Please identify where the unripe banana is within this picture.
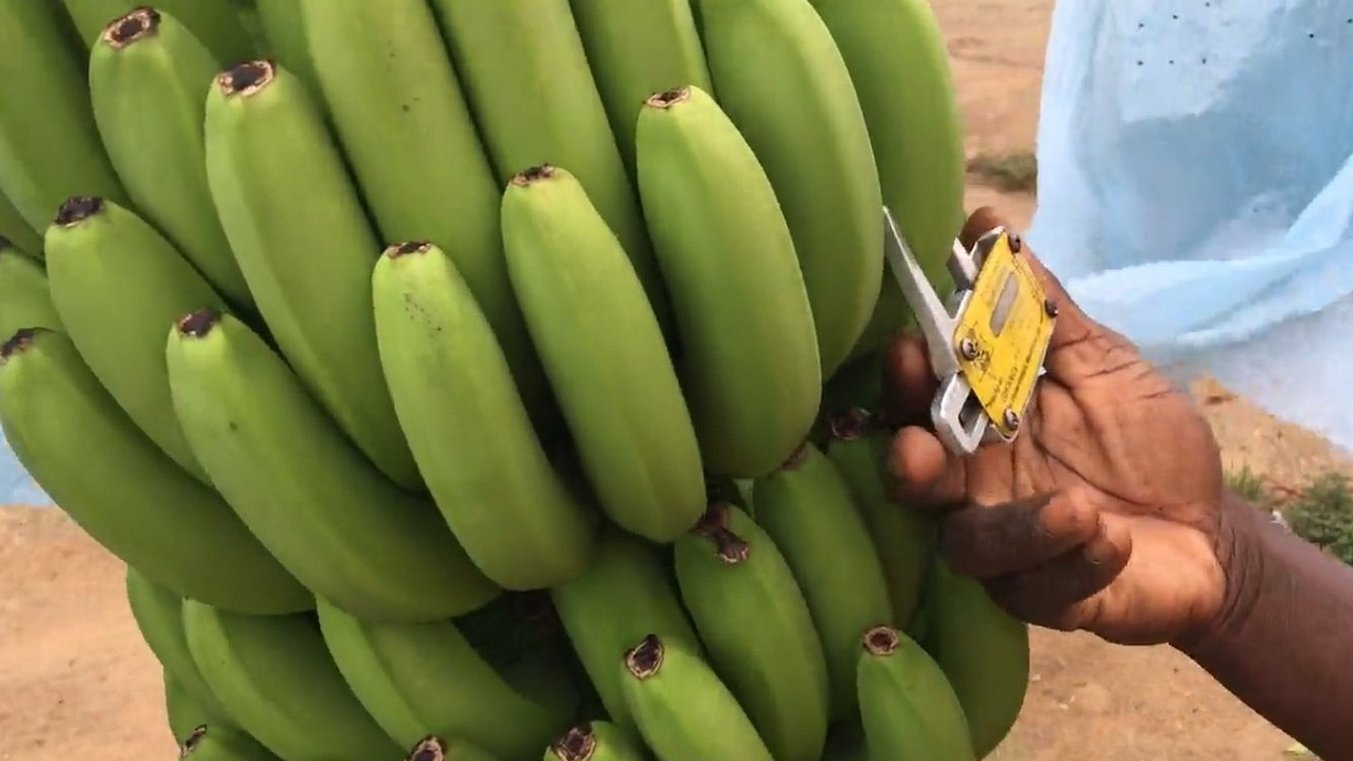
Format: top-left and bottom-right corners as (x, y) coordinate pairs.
(550, 526), (703, 733)
(427, 0), (669, 329)
(316, 598), (576, 759)
(204, 59), (421, 491)
(857, 625), (975, 761)
(297, 0), (551, 421)
(252, 0), (319, 95)
(61, 0), (255, 63)
(569, 0), (713, 174)
(673, 502), (829, 761)
(694, 0), (883, 378)
(165, 674), (215, 744)
(179, 724), (283, 761)
(825, 408), (937, 629)
(922, 559), (1031, 758)
(126, 566), (233, 726)
(0, 0), (128, 234)
(88, 7), (255, 312)
(809, 0), (966, 359)
(406, 735), (504, 761)
(182, 600), (403, 761)
(752, 441), (893, 720)
(501, 165), (704, 542)
(0, 193), (42, 255)
(371, 241), (596, 590)
(546, 721), (648, 761)
(635, 85), (820, 478)
(44, 196), (223, 484)
(0, 243), (62, 340)
(0, 328), (309, 614)
(619, 634), (773, 761)
(166, 308), (499, 621)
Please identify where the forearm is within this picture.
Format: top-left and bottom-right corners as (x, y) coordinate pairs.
(1179, 490), (1353, 759)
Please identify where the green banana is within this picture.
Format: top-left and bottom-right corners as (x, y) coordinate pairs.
(809, 0), (966, 358)
(166, 674), (212, 742)
(569, 0), (713, 174)
(0, 0), (128, 235)
(922, 559), (1031, 758)
(44, 196), (224, 484)
(166, 308), (499, 621)
(203, 59), (420, 491)
(501, 165), (704, 542)
(371, 241), (596, 591)
(406, 735), (504, 761)
(182, 600), (403, 761)
(0, 193), (42, 255)
(825, 408), (936, 629)
(673, 502), (829, 761)
(127, 566), (234, 726)
(297, 0), (550, 420)
(550, 526), (702, 733)
(0, 243), (62, 340)
(252, 0), (319, 95)
(315, 598), (576, 759)
(857, 625), (975, 761)
(0, 328), (309, 614)
(634, 85), (820, 478)
(427, 0), (669, 328)
(178, 724), (284, 761)
(619, 634), (773, 761)
(694, 0), (883, 378)
(751, 441), (893, 720)
(546, 721), (648, 761)
(88, 6), (256, 312)
(60, 0), (255, 63)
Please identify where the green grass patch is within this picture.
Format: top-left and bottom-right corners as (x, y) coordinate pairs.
(1286, 472), (1353, 566)
(968, 151), (1038, 192)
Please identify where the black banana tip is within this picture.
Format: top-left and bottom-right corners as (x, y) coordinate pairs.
(406, 735), (447, 761)
(827, 407), (875, 442)
(862, 625), (900, 656)
(179, 724), (208, 757)
(511, 164), (557, 187)
(218, 60), (276, 97)
(693, 502), (751, 564)
(0, 328), (41, 363)
(646, 87), (690, 109)
(625, 634), (665, 680)
(54, 196), (104, 228)
(104, 6), (160, 48)
(549, 724), (597, 761)
(177, 307), (222, 339)
(384, 241), (433, 259)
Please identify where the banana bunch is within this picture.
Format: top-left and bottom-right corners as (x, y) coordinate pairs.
(0, 0), (1032, 759)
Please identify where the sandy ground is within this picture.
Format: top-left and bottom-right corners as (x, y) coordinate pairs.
(3, 1), (1352, 759)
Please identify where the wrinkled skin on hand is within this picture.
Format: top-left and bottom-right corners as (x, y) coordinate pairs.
(882, 207), (1232, 647)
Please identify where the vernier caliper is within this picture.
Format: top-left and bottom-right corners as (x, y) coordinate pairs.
(881, 206), (1057, 456)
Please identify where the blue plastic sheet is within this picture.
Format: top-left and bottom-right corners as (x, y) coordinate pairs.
(1028, 0), (1353, 455)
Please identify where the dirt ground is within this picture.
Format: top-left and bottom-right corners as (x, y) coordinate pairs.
(2, 1), (1350, 760)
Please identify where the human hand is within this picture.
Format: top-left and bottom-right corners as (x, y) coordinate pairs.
(882, 207), (1234, 647)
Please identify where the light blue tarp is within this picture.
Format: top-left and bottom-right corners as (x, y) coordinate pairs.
(2, 0), (1350, 505)
(1028, 0), (1353, 456)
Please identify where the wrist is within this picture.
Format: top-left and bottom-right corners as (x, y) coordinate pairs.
(1172, 489), (1268, 656)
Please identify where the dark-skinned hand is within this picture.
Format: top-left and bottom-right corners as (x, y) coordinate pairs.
(882, 206), (1235, 647)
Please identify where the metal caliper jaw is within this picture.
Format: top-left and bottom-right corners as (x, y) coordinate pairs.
(882, 206), (1040, 457)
